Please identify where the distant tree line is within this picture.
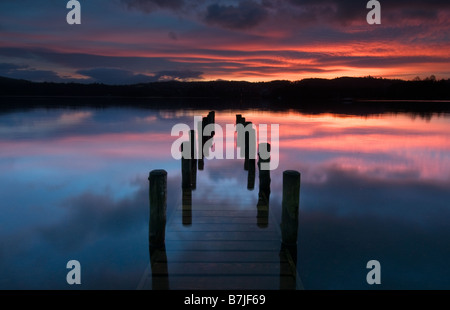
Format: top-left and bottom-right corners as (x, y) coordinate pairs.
(1, 75), (449, 104)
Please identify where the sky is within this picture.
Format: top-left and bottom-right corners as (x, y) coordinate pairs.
(0, 0), (449, 84)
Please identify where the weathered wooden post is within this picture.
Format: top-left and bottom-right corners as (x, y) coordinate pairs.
(149, 169), (167, 249)
(257, 143), (271, 228)
(208, 111), (215, 125)
(207, 111), (215, 137)
(237, 116), (246, 153)
(190, 130), (197, 190)
(236, 114), (242, 125)
(281, 170), (300, 245)
(244, 122), (256, 171)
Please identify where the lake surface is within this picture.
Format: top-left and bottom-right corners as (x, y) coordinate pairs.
(1, 100), (449, 289)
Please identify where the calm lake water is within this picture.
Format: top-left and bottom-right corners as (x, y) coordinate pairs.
(1, 100), (449, 289)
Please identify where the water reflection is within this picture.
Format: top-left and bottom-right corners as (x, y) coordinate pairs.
(149, 246), (170, 290)
(0, 104), (449, 289)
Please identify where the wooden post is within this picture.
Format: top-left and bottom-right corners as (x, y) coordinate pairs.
(237, 116), (246, 154)
(207, 111), (215, 137)
(149, 169), (167, 249)
(257, 143), (270, 228)
(190, 129), (197, 161)
(281, 170), (300, 245)
(236, 114), (242, 125)
(244, 121), (255, 170)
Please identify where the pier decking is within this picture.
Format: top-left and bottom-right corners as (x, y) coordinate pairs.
(138, 170), (302, 290)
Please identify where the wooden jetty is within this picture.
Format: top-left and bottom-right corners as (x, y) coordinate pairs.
(138, 114), (302, 290)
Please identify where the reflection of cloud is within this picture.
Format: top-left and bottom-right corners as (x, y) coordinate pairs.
(58, 112), (93, 126)
(36, 175), (181, 251)
(0, 111), (93, 138)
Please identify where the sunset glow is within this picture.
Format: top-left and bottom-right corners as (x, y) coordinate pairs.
(1, 0), (449, 84)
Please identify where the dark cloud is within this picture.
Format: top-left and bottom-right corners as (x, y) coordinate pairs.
(0, 47), (176, 72)
(153, 69), (203, 81)
(77, 68), (204, 84)
(76, 67), (154, 85)
(204, 0), (269, 29)
(121, 0), (185, 13)
(0, 62), (68, 83)
(286, 0), (450, 26)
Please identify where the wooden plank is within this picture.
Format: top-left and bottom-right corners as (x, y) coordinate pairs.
(166, 231), (279, 241)
(172, 217), (262, 224)
(175, 210), (260, 217)
(151, 262), (293, 276)
(165, 240), (280, 251)
(164, 250), (287, 263)
(179, 204), (258, 211)
(167, 223), (277, 232)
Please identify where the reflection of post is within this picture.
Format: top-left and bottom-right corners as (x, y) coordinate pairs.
(279, 243), (297, 290)
(182, 188), (192, 226)
(257, 143), (270, 228)
(281, 170), (300, 245)
(148, 169), (167, 249)
(149, 246), (170, 290)
(247, 159), (255, 190)
(189, 129), (197, 190)
(181, 142), (192, 189)
(244, 121), (255, 171)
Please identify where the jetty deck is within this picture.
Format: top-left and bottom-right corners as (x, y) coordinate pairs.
(138, 167), (302, 290)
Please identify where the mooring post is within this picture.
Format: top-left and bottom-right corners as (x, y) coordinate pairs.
(236, 114), (242, 125)
(149, 169), (167, 249)
(243, 121), (256, 171)
(237, 116), (246, 151)
(257, 143), (271, 228)
(190, 129), (197, 161)
(281, 170), (300, 245)
(207, 111), (215, 137)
